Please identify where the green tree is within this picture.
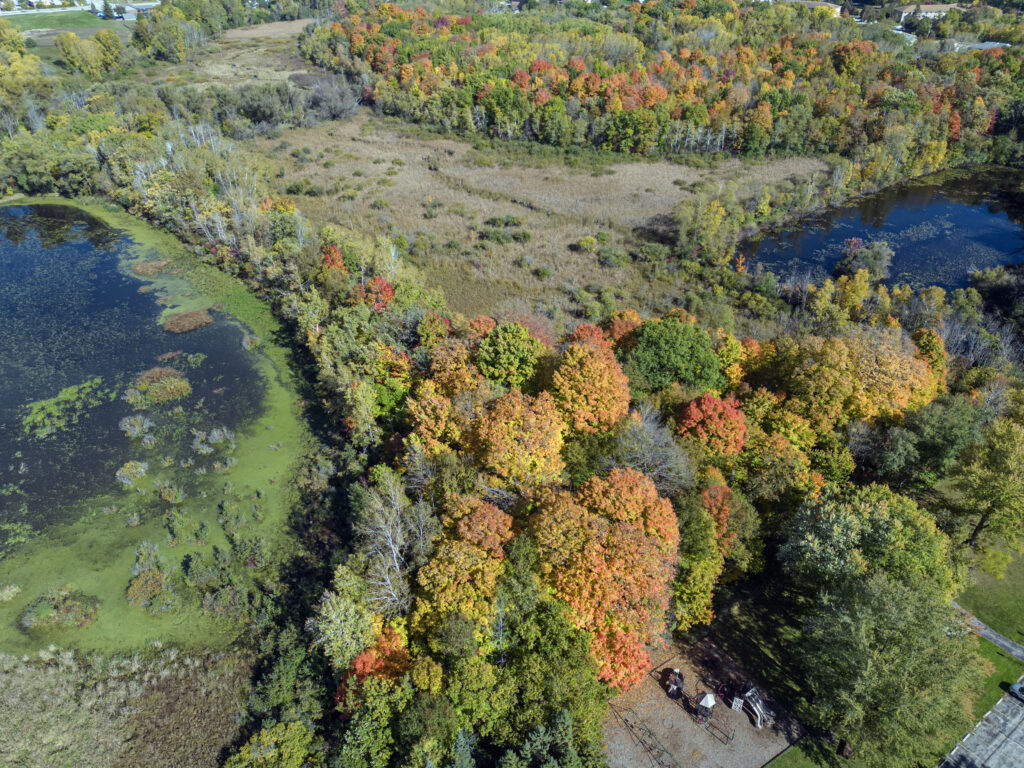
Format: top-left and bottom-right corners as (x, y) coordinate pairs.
(779, 484), (956, 597)
(498, 710), (585, 768)
(131, 16), (153, 52)
(799, 574), (986, 768)
(475, 323), (544, 391)
(92, 29), (124, 72)
(307, 563), (374, 670)
(0, 19), (26, 55)
(336, 677), (413, 768)
(223, 721), (319, 768)
(874, 394), (983, 488)
(620, 317), (725, 394)
(54, 33), (100, 77)
(949, 418), (1024, 574)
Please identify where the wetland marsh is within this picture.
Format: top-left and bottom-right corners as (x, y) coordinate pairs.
(0, 203), (310, 654)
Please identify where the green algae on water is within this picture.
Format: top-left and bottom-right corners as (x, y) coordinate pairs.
(0, 201), (313, 655)
(21, 377), (113, 439)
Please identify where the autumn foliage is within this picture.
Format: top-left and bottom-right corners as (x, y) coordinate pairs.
(337, 626), (411, 717)
(533, 469), (679, 690)
(679, 394), (748, 456)
(321, 243), (348, 273)
(551, 343), (630, 435)
(443, 494), (514, 559)
(471, 390), (566, 488)
(351, 275), (395, 311)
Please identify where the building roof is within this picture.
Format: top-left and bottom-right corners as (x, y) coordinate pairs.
(788, 0), (842, 9)
(897, 3), (959, 12)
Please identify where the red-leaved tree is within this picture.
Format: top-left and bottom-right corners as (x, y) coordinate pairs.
(679, 394), (747, 456)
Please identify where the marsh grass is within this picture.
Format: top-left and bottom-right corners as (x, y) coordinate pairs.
(132, 259), (172, 277)
(0, 645), (251, 768)
(164, 309), (214, 334)
(258, 114), (824, 319)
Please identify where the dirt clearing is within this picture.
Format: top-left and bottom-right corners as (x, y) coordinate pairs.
(222, 19), (312, 41)
(604, 639), (802, 768)
(602, 638), (802, 768)
(140, 20), (314, 88)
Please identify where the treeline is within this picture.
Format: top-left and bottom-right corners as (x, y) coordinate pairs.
(298, 0), (1024, 190)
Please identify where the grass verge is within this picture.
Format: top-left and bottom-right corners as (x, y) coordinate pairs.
(6, 10), (116, 30)
(958, 554), (1024, 643)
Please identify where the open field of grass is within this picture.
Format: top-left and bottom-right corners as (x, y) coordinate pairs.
(5, 10), (114, 30)
(252, 112), (825, 323)
(958, 555), (1024, 643)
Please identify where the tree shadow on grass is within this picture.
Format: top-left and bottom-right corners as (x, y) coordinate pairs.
(709, 580), (842, 768)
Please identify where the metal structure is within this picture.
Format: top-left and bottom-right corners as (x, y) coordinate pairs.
(611, 706), (682, 768)
(741, 681), (775, 729)
(705, 705), (737, 744)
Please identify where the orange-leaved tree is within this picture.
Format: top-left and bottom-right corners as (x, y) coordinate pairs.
(551, 342), (631, 435)
(678, 394), (747, 456)
(470, 390), (566, 488)
(410, 495), (513, 650)
(336, 625), (411, 717)
(533, 468), (678, 690)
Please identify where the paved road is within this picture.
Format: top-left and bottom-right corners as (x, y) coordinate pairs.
(953, 602), (1024, 664)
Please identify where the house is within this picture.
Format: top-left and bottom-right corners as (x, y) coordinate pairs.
(786, 0), (842, 16)
(896, 3), (959, 23)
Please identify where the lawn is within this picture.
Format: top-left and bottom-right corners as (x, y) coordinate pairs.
(958, 554), (1024, 643)
(5, 10), (115, 30)
(766, 742), (821, 768)
(974, 636), (1024, 717)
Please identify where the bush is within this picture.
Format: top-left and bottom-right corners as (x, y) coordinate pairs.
(598, 247), (630, 268)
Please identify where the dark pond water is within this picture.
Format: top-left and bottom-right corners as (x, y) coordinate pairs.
(743, 167), (1024, 289)
(0, 205), (265, 539)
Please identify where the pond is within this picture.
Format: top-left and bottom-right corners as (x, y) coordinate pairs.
(0, 203), (309, 653)
(743, 167), (1024, 289)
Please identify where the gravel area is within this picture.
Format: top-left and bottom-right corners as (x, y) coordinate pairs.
(604, 639), (803, 768)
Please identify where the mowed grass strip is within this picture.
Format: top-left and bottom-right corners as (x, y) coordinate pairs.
(958, 554), (1024, 643)
(5, 10), (116, 30)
